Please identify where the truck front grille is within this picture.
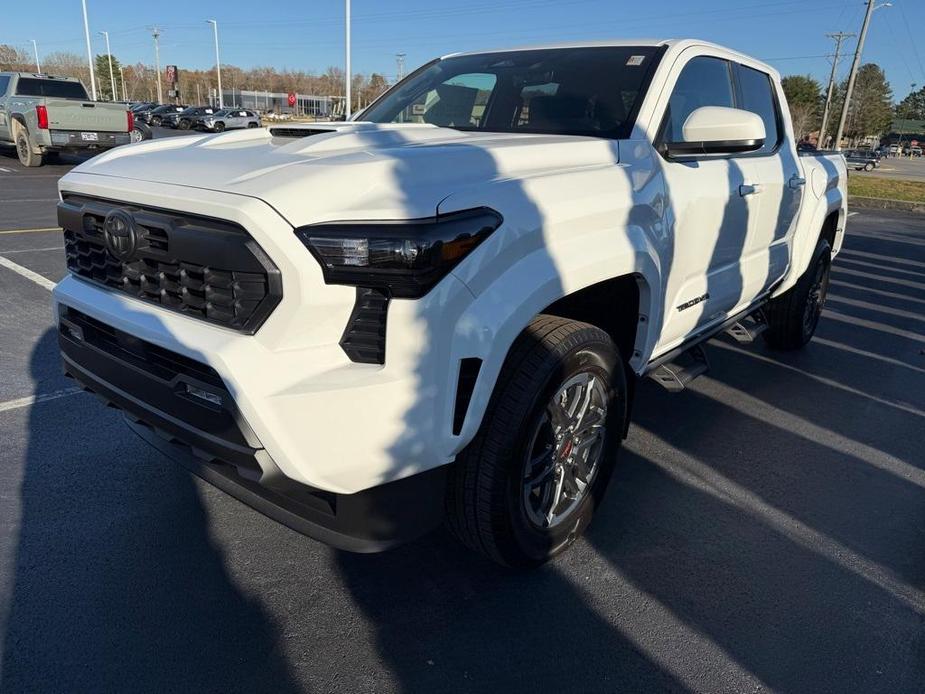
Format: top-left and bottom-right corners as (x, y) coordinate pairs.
(58, 195), (281, 333)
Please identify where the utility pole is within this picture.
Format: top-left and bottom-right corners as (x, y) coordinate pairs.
(345, 0), (351, 118)
(80, 0), (97, 99)
(99, 31), (116, 100)
(206, 20), (223, 109)
(817, 32), (853, 150)
(834, 0), (892, 151)
(197, 83), (201, 106)
(151, 27), (163, 103)
(31, 40), (41, 73)
(119, 66), (126, 101)
(395, 53), (406, 81)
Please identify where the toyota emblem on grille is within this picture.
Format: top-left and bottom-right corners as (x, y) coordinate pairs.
(103, 209), (138, 262)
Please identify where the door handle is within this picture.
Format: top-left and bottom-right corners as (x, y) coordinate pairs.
(789, 175), (806, 189)
(739, 183), (762, 197)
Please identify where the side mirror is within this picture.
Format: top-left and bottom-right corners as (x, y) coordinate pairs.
(665, 106), (766, 157)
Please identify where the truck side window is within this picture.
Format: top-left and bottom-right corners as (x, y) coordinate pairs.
(736, 65), (781, 154)
(0, 76), (9, 97)
(663, 56), (734, 143)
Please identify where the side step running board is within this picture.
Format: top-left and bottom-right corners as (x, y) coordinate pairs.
(725, 311), (768, 344)
(648, 344), (709, 393)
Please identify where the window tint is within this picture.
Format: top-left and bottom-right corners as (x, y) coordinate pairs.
(0, 76), (10, 97)
(15, 78), (89, 99)
(736, 65), (780, 154)
(362, 46), (661, 138)
(663, 57), (734, 143)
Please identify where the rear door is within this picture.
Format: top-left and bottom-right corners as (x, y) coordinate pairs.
(730, 63), (802, 300)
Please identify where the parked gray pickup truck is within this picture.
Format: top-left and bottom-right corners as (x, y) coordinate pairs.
(0, 72), (135, 167)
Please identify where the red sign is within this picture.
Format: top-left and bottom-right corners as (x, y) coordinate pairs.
(287, 92), (296, 107)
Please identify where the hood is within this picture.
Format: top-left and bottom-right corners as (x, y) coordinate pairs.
(66, 122), (621, 225)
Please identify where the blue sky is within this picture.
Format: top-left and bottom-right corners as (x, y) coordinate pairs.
(3, 0), (925, 100)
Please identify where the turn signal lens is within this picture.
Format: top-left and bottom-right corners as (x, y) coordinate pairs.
(296, 208), (502, 298)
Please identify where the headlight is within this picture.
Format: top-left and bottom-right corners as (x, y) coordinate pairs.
(295, 208), (502, 298)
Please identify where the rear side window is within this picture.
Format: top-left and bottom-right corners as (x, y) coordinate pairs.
(662, 56), (734, 143)
(736, 65), (781, 154)
(15, 78), (89, 99)
(0, 76), (10, 97)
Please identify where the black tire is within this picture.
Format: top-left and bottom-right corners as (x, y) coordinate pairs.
(15, 130), (43, 167)
(178, 119), (190, 130)
(446, 315), (627, 567)
(864, 162), (874, 171)
(247, 122), (258, 128)
(763, 237), (832, 350)
(214, 122), (225, 132)
(151, 116), (161, 126)
(131, 123), (153, 143)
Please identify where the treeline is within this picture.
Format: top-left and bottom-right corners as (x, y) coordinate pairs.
(781, 63), (900, 147)
(0, 44), (391, 108)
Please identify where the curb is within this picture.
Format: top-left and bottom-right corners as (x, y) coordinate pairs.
(849, 196), (925, 214)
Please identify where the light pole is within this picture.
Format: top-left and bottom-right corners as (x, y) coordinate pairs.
(80, 0), (97, 99)
(207, 20), (224, 109)
(152, 27), (162, 103)
(31, 40), (41, 73)
(119, 66), (126, 101)
(99, 31), (116, 101)
(818, 32), (853, 150)
(834, 0), (892, 150)
(345, 0), (351, 118)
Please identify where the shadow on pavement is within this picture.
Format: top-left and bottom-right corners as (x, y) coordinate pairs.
(0, 330), (301, 693)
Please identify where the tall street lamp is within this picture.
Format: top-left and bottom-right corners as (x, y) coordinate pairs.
(80, 0), (97, 99)
(207, 20), (224, 109)
(99, 31), (116, 101)
(31, 40), (41, 73)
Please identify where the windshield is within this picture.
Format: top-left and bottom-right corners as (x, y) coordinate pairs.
(15, 78), (89, 99)
(361, 46), (661, 138)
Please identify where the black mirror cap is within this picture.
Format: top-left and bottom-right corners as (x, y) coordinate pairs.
(663, 138), (765, 158)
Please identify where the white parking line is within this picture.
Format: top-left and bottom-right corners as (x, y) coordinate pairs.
(0, 388), (83, 414)
(847, 211), (858, 217)
(0, 254), (57, 290)
(4, 198), (59, 203)
(0, 166), (14, 173)
(0, 227), (61, 235)
(0, 246), (65, 254)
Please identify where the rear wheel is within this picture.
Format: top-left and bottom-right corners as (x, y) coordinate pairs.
(763, 237), (832, 350)
(15, 131), (43, 167)
(446, 315), (626, 567)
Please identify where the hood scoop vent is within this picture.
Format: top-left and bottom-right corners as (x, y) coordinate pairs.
(269, 127), (333, 139)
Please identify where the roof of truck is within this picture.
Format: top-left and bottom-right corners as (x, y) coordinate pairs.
(0, 72), (81, 81)
(443, 38), (777, 78)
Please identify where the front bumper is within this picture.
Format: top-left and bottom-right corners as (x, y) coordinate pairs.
(48, 130), (130, 149)
(52, 173), (477, 496)
(58, 304), (447, 551)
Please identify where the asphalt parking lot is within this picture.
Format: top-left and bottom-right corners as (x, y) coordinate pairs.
(1, 135), (923, 693)
(855, 155), (925, 181)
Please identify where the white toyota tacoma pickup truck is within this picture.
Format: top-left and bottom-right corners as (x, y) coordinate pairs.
(53, 39), (846, 566)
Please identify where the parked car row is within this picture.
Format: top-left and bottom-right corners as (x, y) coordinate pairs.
(129, 102), (262, 132)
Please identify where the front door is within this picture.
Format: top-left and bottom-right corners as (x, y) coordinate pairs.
(653, 54), (752, 354)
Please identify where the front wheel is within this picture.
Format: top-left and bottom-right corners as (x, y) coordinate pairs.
(213, 122), (225, 132)
(446, 315), (626, 567)
(763, 237), (832, 350)
(178, 119), (190, 130)
(864, 162), (874, 171)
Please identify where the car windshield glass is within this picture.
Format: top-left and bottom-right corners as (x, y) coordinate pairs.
(361, 46), (660, 139)
(15, 78), (89, 99)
